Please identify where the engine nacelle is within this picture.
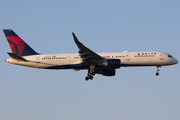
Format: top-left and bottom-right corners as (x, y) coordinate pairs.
(95, 69), (116, 76)
(99, 59), (121, 69)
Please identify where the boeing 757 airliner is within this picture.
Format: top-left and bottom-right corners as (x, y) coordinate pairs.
(3, 29), (178, 80)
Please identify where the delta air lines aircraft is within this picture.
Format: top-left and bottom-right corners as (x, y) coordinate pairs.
(3, 29), (178, 80)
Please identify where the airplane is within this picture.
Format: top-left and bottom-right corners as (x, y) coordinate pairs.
(3, 29), (178, 81)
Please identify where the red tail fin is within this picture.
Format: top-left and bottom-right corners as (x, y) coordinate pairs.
(3, 29), (38, 56)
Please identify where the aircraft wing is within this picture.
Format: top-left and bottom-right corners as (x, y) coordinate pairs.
(72, 33), (105, 65)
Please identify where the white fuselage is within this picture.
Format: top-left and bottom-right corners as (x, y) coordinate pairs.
(5, 51), (178, 69)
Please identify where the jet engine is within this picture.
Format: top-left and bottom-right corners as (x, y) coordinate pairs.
(98, 59), (121, 69)
(95, 69), (116, 76)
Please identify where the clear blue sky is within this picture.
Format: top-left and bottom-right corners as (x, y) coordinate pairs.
(0, 0), (180, 120)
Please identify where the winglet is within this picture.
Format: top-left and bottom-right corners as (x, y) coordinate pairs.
(72, 32), (105, 62)
(72, 32), (82, 45)
(7, 52), (28, 62)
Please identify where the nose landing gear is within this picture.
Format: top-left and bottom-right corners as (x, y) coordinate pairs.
(156, 66), (161, 76)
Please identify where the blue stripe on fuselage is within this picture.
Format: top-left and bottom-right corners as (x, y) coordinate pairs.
(44, 63), (160, 70)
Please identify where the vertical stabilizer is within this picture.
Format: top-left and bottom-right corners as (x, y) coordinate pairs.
(3, 29), (38, 56)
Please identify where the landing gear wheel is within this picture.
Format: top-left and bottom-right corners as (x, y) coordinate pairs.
(156, 72), (159, 76)
(85, 76), (89, 81)
(89, 76), (93, 80)
(86, 63), (96, 81)
(156, 66), (161, 76)
(85, 76), (93, 81)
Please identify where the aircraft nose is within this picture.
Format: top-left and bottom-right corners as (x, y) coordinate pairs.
(171, 58), (178, 65)
(174, 58), (178, 64)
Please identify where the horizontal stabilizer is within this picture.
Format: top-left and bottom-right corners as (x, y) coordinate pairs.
(7, 52), (28, 62)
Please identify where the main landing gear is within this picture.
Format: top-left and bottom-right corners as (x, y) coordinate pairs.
(156, 66), (161, 76)
(85, 63), (96, 81)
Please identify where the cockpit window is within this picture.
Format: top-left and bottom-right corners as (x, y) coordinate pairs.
(168, 55), (173, 57)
